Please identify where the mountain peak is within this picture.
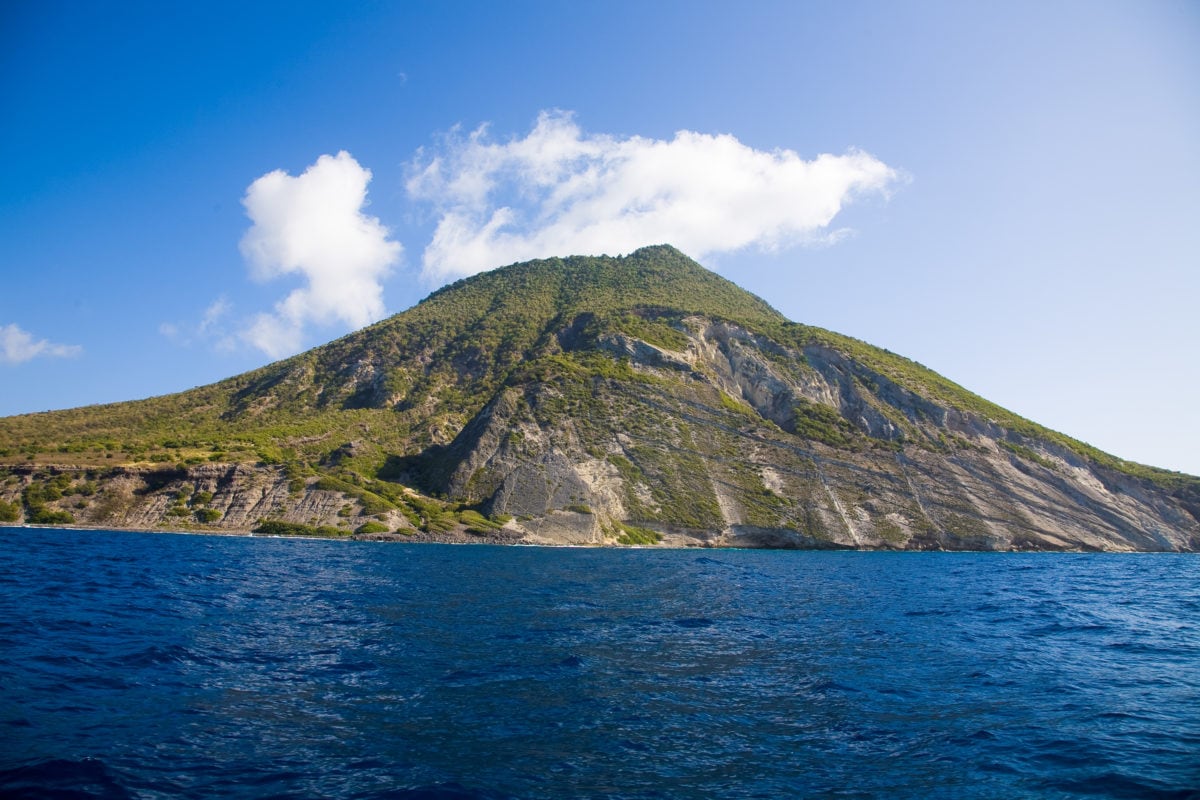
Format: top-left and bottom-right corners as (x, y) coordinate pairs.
(416, 244), (783, 330)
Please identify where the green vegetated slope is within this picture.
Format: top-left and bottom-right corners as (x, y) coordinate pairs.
(1, 245), (1197, 550)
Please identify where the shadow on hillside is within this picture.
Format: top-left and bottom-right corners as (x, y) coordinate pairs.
(134, 467), (189, 495)
(378, 448), (450, 496)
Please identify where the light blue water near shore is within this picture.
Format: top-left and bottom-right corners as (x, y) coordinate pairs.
(1, 527), (1198, 799)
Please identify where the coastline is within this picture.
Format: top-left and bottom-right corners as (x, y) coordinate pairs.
(0, 521), (580, 547)
(2, 523), (1185, 554)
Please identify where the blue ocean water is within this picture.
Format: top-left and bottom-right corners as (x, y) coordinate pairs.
(1, 527), (1197, 799)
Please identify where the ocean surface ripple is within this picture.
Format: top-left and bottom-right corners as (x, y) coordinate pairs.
(1, 527), (1198, 799)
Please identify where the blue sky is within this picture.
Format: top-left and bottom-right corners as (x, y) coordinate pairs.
(2, 0), (1198, 474)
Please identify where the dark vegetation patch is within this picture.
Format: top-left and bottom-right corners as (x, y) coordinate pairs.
(253, 520), (351, 538)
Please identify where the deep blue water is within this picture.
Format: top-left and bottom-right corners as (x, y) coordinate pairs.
(1, 527), (1198, 799)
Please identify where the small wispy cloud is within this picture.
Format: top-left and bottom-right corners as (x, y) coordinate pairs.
(160, 297), (234, 349)
(1, 323), (82, 365)
(239, 151), (402, 358)
(407, 110), (901, 282)
(199, 297), (231, 335)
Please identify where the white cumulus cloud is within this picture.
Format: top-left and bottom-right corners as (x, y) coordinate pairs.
(240, 151), (402, 358)
(407, 110), (901, 282)
(1, 323), (82, 365)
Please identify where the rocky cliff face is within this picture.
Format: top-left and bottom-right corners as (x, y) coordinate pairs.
(417, 316), (1200, 551)
(2, 246), (1197, 550)
(1, 463), (407, 534)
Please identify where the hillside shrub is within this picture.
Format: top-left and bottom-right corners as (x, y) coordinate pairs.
(791, 397), (857, 448)
(614, 522), (661, 546)
(458, 509), (508, 534)
(253, 520), (348, 538)
(27, 507), (75, 525)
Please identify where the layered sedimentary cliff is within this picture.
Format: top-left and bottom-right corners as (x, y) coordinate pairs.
(417, 317), (1199, 550)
